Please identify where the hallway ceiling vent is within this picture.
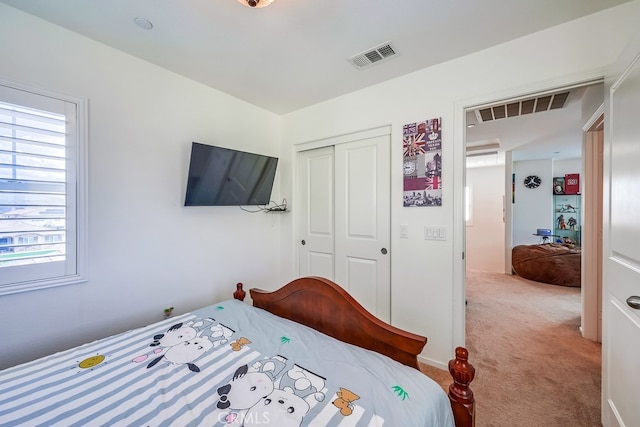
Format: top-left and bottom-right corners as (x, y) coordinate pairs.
(474, 91), (570, 123)
(348, 41), (397, 69)
(466, 140), (500, 157)
(467, 150), (499, 158)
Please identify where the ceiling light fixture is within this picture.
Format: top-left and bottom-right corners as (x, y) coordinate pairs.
(236, 0), (274, 8)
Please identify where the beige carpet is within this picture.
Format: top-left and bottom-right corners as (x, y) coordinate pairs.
(466, 270), (602, 426)
(421, 270), (602, 427)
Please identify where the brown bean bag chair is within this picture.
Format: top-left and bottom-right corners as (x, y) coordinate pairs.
(512, 244), (581, 287)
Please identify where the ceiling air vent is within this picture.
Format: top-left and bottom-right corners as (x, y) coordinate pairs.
(474, 91), (570, 123)
(348, 42), (397, 69)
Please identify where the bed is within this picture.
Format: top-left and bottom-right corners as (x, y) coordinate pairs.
(0, 276), (475, 427)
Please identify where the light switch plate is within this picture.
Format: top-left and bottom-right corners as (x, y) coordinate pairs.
(424, 226), (446, 241)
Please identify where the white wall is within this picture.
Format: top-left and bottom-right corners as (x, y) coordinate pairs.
(512, 160), (554, 245)
(466, 166), (506, 273)
(553, 158), (582, 179)
(280, 1), (640, 367)
(581, 84), (605, 124)
(0, 4), (283, 369)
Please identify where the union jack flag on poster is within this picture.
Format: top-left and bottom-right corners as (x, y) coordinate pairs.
(425, 175), (440, 190)
(403, 117), (443, 207)
(402, 131), (427, 157)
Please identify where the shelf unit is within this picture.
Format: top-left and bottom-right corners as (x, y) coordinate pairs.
(553, 194), (581, 245)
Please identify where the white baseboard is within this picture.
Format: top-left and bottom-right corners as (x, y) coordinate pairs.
(418, 354), (448, 371)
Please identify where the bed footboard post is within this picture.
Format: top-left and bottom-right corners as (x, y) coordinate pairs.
(233, 283), (246, 301)
(448, 347), (476, 427)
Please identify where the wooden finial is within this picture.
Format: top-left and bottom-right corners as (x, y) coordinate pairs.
(448, 347), (476, 427)
(233, 283), (246, 301)
(449, 346), (475, 402)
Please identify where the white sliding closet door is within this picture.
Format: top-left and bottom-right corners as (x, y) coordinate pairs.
(334, 135), (390, 322)
(298, 146), (335, 280)
(297, 133), (390, 322)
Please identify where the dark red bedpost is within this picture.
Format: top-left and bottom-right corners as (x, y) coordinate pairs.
(233, 283), (246, 301)
(448, 347), (476, 427)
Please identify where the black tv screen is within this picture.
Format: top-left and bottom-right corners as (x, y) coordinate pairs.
(184, 142), (278, 206)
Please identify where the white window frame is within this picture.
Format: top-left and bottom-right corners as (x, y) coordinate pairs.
(0, 79), (88, 295)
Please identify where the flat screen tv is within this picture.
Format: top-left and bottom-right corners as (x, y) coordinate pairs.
(184, 142), (278, 206)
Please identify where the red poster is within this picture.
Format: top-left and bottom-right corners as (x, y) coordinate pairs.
(564, 173), (580, 194)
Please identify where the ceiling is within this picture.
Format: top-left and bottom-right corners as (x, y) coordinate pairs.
(0, 0), (631, 115)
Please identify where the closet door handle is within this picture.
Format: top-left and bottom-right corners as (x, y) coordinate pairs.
(627, 296), (640, 310)
(381, 248), (388, 255)
(301, 240), (306, 246)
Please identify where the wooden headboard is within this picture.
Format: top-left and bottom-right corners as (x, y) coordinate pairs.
(246, 276), (426, 369)
(233, 276), (476, 427)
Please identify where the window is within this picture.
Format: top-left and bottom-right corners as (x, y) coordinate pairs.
(0, 82), (87, 295)
(465, 185), (473, 226)
(45, 234), (63, 243)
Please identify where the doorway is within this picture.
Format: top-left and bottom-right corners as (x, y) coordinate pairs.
(463, 80), (604, 340)
(461, 80), (605, 423)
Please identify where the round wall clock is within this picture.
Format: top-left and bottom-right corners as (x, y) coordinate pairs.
(403, 160), (416, 176)
(524, 175), (542, 189)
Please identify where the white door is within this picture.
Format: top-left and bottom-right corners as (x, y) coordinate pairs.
(334, 136), (391, 322)
(297, 146), (335, 279)
(602, 33), (640, 427)
(297, 134), (391, 322)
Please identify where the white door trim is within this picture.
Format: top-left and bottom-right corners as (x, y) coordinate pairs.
(294, 125), (391, 152)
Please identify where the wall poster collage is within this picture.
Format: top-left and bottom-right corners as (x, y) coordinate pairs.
(402, 117), (442, 207)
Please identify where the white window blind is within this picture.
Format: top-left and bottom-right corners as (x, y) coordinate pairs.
(0, 83), (87, 294)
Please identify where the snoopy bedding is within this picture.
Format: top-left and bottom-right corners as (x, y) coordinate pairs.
(0, 299), (454, 426)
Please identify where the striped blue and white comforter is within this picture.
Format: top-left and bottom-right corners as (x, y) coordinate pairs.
(0, 299), (454, 426)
